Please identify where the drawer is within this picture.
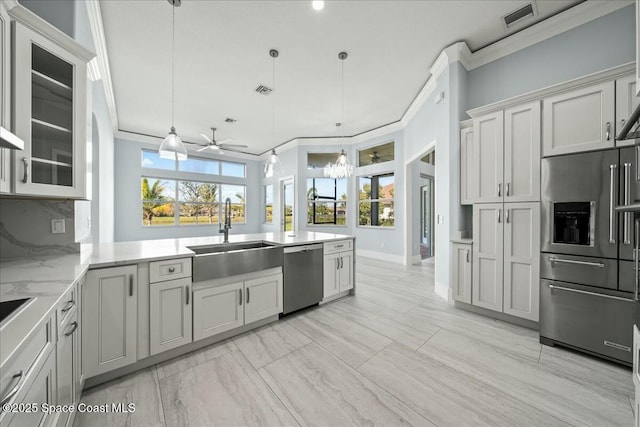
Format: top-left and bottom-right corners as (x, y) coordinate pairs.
(57, 282), (78, 330)
(324, 239), (352, 255)
(0, 314), (54, 410)
(540, 253), (617, 290)
(150, 258), (192, 283)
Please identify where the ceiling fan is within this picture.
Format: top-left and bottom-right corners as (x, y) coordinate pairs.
(194, 127), (248, 152)
(369, 151), (381, 163)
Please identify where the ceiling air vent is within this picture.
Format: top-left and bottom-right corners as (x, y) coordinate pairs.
(255, 85), (273, 95)
(503, 3), (536, 29)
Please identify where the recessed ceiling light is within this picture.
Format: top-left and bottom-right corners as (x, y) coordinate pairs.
(312, 1), (324, 11)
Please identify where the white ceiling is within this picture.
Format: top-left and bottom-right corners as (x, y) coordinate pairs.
(100, 0), (581, 156)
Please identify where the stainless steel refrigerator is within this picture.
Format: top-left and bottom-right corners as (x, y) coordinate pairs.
(540, 147), (640, 366)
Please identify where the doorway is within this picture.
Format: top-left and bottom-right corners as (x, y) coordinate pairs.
(420, 175), (434, 260)
(281, 178), (294, 232)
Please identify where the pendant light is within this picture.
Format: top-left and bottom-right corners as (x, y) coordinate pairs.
(264, 49), (283, 178)
(159, 0), (188, 161)
(324, 51), (353, 179)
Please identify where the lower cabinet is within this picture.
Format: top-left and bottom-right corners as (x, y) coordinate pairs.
(323, 250), (354, 298)
(193, 270), (283, 341)
(472, 202), (540, 321)
(150, 278), (192, 355)
(452, 242), (472, 304)
(1, 350), (57, 427)
(83, 265), (138, 378)
(634, 325), (640, 427)
(56, 309), (78, 427)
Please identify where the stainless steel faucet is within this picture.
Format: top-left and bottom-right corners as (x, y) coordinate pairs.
(220, 197), (232, 243)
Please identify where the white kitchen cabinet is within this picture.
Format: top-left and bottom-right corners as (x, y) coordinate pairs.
(472, 204), (504, 312)
(474, 111), (504, 203)
(502, 203), (540, 322)
(472, 102), (540, 204)
(75, 277), (84, 402)
(0, 2), (11, 194)
(616, 74), (639, 147)
(12, 21), (90, 198)
(473, 202), (540, 321)
(504, 102), (541, 202)
(193, 282), (244, 341)
(150, 277), (192, 356)
(323, 248), (354, 298)
(460, 124), (474, 205)
(452, 242), (472, 304)
(84, 265), (137, 378)
(56, 309), (78, 427)
(542, 81), (615, 156)
(1, 349), (57, 427)
(244, 273), (283, 324)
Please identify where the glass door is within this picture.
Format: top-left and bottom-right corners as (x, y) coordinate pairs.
(421, 177), (434, 259)
(281, 179), (294, 232)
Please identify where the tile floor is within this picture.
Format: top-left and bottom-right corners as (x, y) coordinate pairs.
(75, 257), (634, 427)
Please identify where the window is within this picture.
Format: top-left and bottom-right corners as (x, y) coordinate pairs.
(421, 150), (435, 165)
(141, 150), (246, 177)
(307, 152), (340, 170)
(265, 185), (273, 223)
(357, 141), (395, 167)
(140, 151), (246, 227)
(358, 173), (394, 227)
(307, 178), (347, 225)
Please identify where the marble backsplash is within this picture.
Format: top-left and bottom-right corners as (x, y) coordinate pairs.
(0, 198), (80, 260)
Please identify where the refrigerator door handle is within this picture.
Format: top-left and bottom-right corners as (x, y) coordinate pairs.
(624, 163), (632, 245)
(609, 164), (617, 244)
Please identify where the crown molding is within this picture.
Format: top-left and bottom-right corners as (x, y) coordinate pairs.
(467, 62), (635, 118)
(85, 0), (118, 132)
(463, 0), (632, 70)
(5, 0), (95, 61)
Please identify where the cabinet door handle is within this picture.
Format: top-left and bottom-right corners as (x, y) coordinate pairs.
(64, 321), (78, 336)
(497, 209), (501, 223)
(239, 289), (243, 306)
(506, 182), (510, 197)
(0, 371), (24, 405)
(246, 288), (250, 304)
(168, 266), (175, 273)
(606, 122), (611, 141)
(466, 250), (470, 263)
(61, 301), (75, 313)
(129, 274), (134, 297)
(506, 209), (510, 224)
(21, 157), (28, 183)
(336, 258), (339, 270)
(335, 244), (344, 248)
(497, 183), (501, 198)
(185, 286), (190, 305)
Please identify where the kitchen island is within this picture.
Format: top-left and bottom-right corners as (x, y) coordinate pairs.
(0, 231), (354, 427)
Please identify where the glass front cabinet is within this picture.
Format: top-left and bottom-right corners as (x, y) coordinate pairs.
(12, 20), (92, 198)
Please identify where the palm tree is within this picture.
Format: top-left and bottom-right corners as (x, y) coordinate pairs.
(142, 178), (167, 225)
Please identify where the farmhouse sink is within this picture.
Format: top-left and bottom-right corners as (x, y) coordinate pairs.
(189, 241), (283, 282)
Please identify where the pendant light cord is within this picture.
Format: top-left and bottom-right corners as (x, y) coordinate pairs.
(272, 54), (276, 147)
(171, 5), (175, 127)
(341, 56), (344, 140)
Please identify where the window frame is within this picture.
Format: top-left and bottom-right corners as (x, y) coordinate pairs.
(356, 140), (395, 167)
(140, 150), (247, 227)
(306, 177), (347, 226)
(357, 172), (395, 229)
(264, 184), (273, 224)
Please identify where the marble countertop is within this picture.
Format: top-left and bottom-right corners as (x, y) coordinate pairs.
(0, 231), (353, 366)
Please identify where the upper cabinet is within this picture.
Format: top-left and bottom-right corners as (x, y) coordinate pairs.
(473, 101), (541, 204)
(542, 81), (615, 157)
(459, 123), (474, 205)
(12, 21), (89, 198)
(0, 2), (11, 194)
(616, 74), (639, 147)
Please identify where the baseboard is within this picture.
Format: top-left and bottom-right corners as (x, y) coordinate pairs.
(320, 290), (351, 304)
(357, 249), (405, 265)
(454, 301), (539, 331)
(411, 254), (422, 264)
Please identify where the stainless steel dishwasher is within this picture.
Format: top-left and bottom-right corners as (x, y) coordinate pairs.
(283, 244), (324, 315)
